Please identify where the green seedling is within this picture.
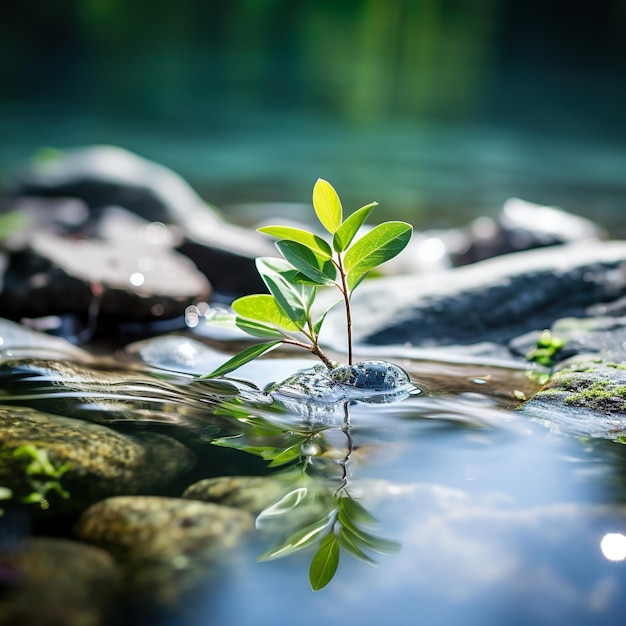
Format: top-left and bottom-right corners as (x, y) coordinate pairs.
(526, 329), (566, 368)
(13, 445), (71, 508)
(203, 179), (412, 378)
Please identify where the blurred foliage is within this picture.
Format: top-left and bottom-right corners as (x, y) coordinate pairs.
(2, 1), (624, 122)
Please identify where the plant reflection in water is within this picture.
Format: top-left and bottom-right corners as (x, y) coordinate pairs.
(211, 392), (405, 590)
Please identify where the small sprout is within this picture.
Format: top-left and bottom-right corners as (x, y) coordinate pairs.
(12, 445), (71, 506)
(525, 330), (566, 368)
(202, 179), (412, 378)
(513, 389), (526, 401)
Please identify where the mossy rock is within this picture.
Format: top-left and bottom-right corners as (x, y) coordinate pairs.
(0, 406), (196, 513)
(519, 361), (626, 439)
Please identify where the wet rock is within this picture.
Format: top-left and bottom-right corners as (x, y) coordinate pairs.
(125, 333), (239, 376)
(75, 495), (253, 605)
(0, 407), (196, 512)
(4, 144), (214, 224)
(450, 197), (604, 266)
(182, 475), (289, 515)
(0, 207), (210, 326)
(331, 360), (412, 393)
(3, 145), (274, 297)
(268, 361), (417, 419)
(0, 537), (122, 626)
(320, 241), (626, 359)
(0, 317), (88, 359)
(176, 219), (272, 297)
(519, 360), (626, 440)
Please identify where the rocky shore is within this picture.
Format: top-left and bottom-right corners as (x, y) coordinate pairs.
(1, 145), (626, 624)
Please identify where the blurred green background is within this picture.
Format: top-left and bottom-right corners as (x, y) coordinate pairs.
(1, 0), (625, 232)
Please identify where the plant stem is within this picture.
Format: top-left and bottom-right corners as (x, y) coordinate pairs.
(336, 255), (353, 365)
(282, 338), (335, 371)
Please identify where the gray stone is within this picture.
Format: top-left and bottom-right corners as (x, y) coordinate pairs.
(0, 208), (211, 325)
(319, 241), (626, 357)
(3, 145), (274, 297)
(450, 197), (604, 266)
(4, 144), (215, 224)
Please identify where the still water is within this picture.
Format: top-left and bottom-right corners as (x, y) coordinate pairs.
(4, 341), (626, 625)
(201, 373), (626, 626)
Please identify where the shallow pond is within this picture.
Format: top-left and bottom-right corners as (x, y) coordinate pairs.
(2, 336), (626, 626)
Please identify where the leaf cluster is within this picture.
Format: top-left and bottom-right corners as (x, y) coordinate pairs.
(260, 489), (401, 591)
(12, 444), (71, 507)
(203, 179), (412, 377)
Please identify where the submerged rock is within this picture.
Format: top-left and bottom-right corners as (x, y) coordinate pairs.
(0, 537), (122, 626)
(0, 407), (196, 512)
(182, 475), (288, 515)
(76, 495), (253, 605)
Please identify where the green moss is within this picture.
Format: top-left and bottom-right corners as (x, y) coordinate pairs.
(562, 380), (626, 414)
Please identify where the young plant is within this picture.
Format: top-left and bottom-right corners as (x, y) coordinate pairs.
(203, 179), (412, 378)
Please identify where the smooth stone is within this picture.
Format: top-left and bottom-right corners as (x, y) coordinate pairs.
(0, 317), (88, 359)
(0, 537), (121, 626)
(4, 144), (217, 224)
(75, 495), (253, 605)
(331, 360), (412, 392)
(182, 475), (288, 515)
(0, 407), (196, 512)
(449, 197), (604, 266)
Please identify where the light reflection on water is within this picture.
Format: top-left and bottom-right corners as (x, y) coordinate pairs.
(204, 396), (626, 626)
(2, 353), (626, 625)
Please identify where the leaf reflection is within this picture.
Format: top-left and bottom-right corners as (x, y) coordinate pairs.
(213, 398), (401, 590)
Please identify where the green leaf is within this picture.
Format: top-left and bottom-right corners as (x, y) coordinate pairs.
(309, 531), (340, 590)
(312, 298), (342, 336)
(200, 341), (282, 378)
(312, 179), (342, 234)
(264, 441), (308, 467)
(346, 271), (369, 292)
(291, 272), (326, 286)
(205, 311), (282, 339)
(258, 512), (335, 561)
(332, 202), (377, 252)
(236, 318), (284, 339)
(276, 240), (337, 286)
(344, 222), (412, 277)
(340, 494), (379, 526)
(256, 257), (315, 326)
(257, 226), (332, 258)
(233, 294), (302, 332)
(338, 527), (377, 565)
(337, 509), (401, 554)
